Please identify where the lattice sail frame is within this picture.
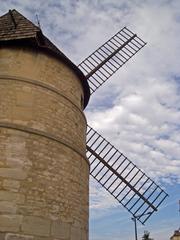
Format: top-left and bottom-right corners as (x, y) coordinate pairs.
(79, 26), (168, 223)
(78, 27), (146, 94)
(86, 126), (168, 224)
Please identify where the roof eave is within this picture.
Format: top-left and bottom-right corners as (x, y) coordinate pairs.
(0, 38), (90, 108)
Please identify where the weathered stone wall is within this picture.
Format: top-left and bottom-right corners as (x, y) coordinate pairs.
(0, 47), (89, 240)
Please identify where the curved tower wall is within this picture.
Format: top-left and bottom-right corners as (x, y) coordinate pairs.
(0, 46), (89, 240)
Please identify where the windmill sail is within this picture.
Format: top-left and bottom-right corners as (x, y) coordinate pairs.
(86, 125), (168, 224)
(78, 27), (146, 94)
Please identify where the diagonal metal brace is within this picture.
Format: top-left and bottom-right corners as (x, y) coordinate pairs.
(87, 145), (157, 212)
(85, 34), (136, 79)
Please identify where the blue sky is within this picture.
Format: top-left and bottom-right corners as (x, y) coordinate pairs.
(1, 1), (180, 239)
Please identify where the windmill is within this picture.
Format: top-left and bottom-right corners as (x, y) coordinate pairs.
(0, 10), (168, 239)
(78, 27), (168, 224)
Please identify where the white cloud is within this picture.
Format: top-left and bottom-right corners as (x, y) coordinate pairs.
(0, 1), (180, 239)
(90, 177), (119, 211)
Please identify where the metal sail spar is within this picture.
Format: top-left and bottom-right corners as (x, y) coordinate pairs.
(86, 125), (168, 224)
(78, 27), (146, 94)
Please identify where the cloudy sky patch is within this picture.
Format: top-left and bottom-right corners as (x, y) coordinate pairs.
(0, 1), (180, 239)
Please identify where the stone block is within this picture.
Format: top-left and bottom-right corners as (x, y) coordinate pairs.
(0, 191), (25, 204)
(0, 215), (22, 232)
(70, 227), (81, 240)
(0, 201), (16, 214)
(22, 216), (50, 237)
(34, 237), (51, 240)
(13, 106), (32, 121)
(5, 233), (34, 240)
(81, 230), (88, 240)
(51, 220), (70, 239)
(0, 232), (5, 240)
(16, 91), (33, 107)
(3, 180), (20, 192)
(0, 168), (27, 180)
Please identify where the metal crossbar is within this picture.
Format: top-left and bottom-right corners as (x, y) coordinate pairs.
(86, 125), (168, 224)
(78, 27), (146, 94)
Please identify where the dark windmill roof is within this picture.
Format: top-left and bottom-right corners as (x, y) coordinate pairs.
(0, 9), (90, 108)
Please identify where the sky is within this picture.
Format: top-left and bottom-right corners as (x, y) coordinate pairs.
(0, 0), (180, 239)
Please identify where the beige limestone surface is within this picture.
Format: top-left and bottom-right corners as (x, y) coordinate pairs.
(0, 47), (89, 240)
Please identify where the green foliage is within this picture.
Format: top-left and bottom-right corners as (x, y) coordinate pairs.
(142, 230), (154, 240)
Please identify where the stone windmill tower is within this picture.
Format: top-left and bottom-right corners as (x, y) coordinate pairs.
(0, 10), (168, 240)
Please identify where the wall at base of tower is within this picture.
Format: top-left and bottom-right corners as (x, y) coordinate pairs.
(0, 46), (89, 240)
